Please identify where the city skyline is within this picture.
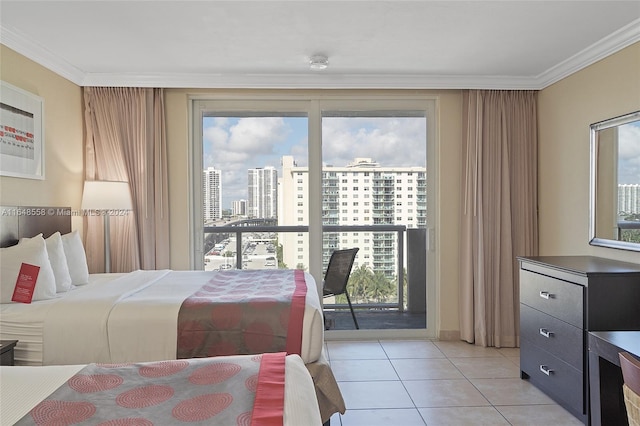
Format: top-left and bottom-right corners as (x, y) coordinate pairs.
(202, 115), (426, 209)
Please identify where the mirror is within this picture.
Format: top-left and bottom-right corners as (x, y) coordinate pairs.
(590, 110), (640, 251)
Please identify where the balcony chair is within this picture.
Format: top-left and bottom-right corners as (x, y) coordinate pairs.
(619, 351), (640, 426)
(323, 247), (359, 330)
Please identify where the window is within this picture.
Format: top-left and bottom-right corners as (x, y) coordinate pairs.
(191, 96), (436, 336)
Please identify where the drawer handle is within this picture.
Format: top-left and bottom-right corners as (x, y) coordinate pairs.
(539, 328), (554, 338)
(539, 291), (554, 300)
(539, 365), (554, 376)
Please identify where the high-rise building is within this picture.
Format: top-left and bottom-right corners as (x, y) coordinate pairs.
(279, 156), (426, 275)
(619, 184), (640, 214)
(203, 167), (222, 222)
(232, 199), (247, 216)
(247, 166), (278, 219)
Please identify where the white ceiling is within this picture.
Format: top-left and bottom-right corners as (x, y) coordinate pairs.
(1, 1), (639, 89)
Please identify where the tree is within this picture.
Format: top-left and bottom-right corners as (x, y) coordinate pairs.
(341, 264), (395, 304)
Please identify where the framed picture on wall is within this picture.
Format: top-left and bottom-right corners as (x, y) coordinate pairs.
(0, 81), (45, 180)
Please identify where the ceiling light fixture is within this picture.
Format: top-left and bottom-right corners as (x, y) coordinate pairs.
(309, 55), (329, 71)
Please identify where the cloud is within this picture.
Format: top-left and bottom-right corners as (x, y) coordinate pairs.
(322, 117), (426, 167)
(618, 122), (640, 184)
(202, 115), (427, 208)
(204, 117), (293, 206)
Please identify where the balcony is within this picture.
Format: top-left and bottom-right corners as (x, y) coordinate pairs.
(202, 223), (427, 331)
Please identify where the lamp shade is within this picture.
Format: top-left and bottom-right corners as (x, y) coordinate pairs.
(81, 181), (133, 210)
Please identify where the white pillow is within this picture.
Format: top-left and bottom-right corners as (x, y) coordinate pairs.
(1, 235), (57, 303)
(61, 230), (89, 286)
(20, 232), (73, 293)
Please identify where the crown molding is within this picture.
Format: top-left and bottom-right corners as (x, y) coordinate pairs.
(1, 26), (85, 85)
(80, 72), (541, 90)
(3, 19), (639, 90)
(534, 18), (640, 89)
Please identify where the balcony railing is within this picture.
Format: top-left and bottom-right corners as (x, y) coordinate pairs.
(202, 223), (425, 312)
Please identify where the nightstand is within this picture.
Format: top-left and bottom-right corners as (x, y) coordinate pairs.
(0, 340), (18, 366)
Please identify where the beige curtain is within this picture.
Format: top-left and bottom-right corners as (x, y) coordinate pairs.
(84, 87), (170, 273)
(459, 90), (539, 348)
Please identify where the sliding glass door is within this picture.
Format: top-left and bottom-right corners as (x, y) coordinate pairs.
(190, 95), (437, 338)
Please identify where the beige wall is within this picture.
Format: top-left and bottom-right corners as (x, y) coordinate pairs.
(538, 42), (640, 263)
(164, 89), (465, 337)
(0, 46), (84, 231)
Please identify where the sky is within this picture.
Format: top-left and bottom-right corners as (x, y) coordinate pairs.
(203, 116), (427, 209)
(618, 120), (640, 185)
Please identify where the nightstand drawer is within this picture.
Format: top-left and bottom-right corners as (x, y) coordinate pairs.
(520, 270), (583, 327)
(521, 338), (584, 414)
(520, 304), (583, 369)
(0, 340), (18, 366)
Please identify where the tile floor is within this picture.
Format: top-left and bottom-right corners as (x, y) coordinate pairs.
(325, 339), (583, 426)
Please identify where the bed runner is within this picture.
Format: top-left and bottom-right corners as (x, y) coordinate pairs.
(177, 269), (306, 359)
(15, 352), (287, 426)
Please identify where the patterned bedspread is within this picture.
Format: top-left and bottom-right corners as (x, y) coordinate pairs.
(15, 352), (287, 425)
(177, 269), (307, 359)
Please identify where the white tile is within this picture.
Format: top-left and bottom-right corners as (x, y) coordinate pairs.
(380, 340), (445, 359)
(496, 347), (520, 358)
(329, 412), (342, 426)
(331, 359), (399, 381)
(323, 340), (582, 426)
(470, 378), (556, 405)
(327, 341), (387, 360)
(403, 379), (491, 408)
(337, 381), (414, 409)
(497, 404), (584, 425)
(418, 406), (511, 425)
(433, 341), (503, 358)
(449, 356), (521, 379)
(391, 358), (464, 380)
(340, 408), (426, 426)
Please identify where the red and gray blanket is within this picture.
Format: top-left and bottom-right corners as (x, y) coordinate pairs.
(16, 352), (287, 426)
(177, 269), (307, 359)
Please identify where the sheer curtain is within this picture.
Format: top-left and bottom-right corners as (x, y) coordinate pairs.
(459, 90), (538, 348)
(84, 87), (170, 273)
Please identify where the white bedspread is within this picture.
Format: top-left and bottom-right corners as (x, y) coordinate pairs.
(2, 270), (323, 365)
(0, 354), (322, 426)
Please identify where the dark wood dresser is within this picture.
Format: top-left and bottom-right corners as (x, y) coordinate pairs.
(518, 256), (640, 424)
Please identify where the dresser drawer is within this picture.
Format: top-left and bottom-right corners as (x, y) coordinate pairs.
(520, 338), (584, 414)
(520, 270), (584, 327)
(520, 304), (583, 369)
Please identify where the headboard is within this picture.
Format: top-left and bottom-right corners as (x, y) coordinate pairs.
(0, 206), (72, 248)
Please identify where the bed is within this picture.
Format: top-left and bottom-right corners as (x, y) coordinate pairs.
(0, 206), (323, 366)
(1, 269), (323, 366)
(0, 352), (322, 425)
(0, 206), (345, 424)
